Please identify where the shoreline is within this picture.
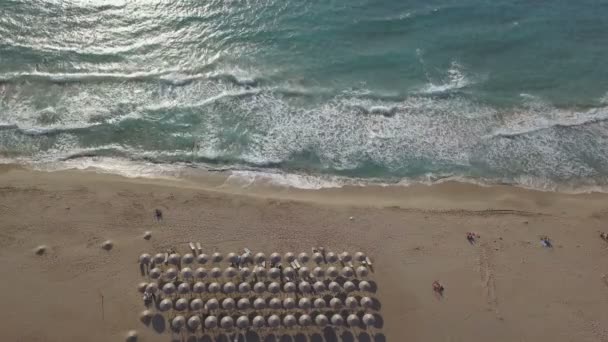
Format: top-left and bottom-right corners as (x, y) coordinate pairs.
(1, 165), (608, 342)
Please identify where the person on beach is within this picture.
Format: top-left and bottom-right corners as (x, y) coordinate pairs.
(433, 281), (444, 296)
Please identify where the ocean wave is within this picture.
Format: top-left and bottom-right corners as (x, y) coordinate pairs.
(418, 61), (474, 94)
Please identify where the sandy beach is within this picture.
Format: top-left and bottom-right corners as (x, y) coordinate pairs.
(1, 165), (607, 342)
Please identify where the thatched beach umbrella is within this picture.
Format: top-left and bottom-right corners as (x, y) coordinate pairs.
(313, 298), (326, 309)
(268, 282), (280, 294)
(315, 314), (328, 327)
(227, 252), (239, 264)
(253, 297), (266, 310)
(193, 282), (206, 294)
(283, 297), (296, 310)
(354, 252), (366, 262)
(197, 253), (209, 264)
(347, 314), (360, 327)
(194, 267), (208, 280)
(210, 267), (222, 279)
(283, 315), (297, 328)
(326, 252), (338, 264)
(153, 253), (164, 264)
(237, 298), (250, 310)
(284, 252), (296, 262)
(239, 267), (251, 279)
(224, 267), (237, 278)
(298, 252), (309, 263)
(207, 282), (220, 294)
(190, 298), (204, 310)
(283, 267), (295, 278)
(283, 282), (296, 293)
(345, 296), (358, 309)
(269, 267), (281, 279)
(298, 281), (312, 293)
(253, 282), (266, 294)
(223, 282), (236, 294)
(342, 267), (354, 278)
(168, 253), (181, 266)
(360, 296), (373, 309)
(137, 282), (148, 293)
(149, 267), (161, 280)
(362, 314), (376, 327)
(139, 253), (151, 265)
(182, 253), (194, 265)
(299, 314), (312, 327)
(177, 282), (190, 295)
(267, 315), (280, 328)
(211, 252), (222, 263)
(254, 252), (266, 264)
(356, 266), (369, 278)
(238, 282), (251, 293)
(165, 267), (178, 280)
(343, 281), (356, 293)
(174, 298), (188, 311)
(328, 281), (341, 293)
(172, 315), (186, 330)
(254, 266), (267, 278)
(181, 267), (193, 280)
(329, 297), (343, 309)
(158, 299), (172, 312)
(326, 267), (338, 279)
(313, 281), (326, 292)
(187, 315), (201, 330)
(220, 316), (234, 329)
(162, 283), (176, 295)
(312, 267), (324, 278)
(298, 267), (310, 278)
(236, 316), (249, 329)
(268, 297), (281, 310)
(358, 280), (372, 292)
(252, 316), (265, 329)
(222, 298), (235, 310)
(312, 252), (324, 264)
(298, 297), (312, 310)
(139, 309), (153, 323)
(145, 282), (158, 294)
(269, 252), (281, 264)
(204, 316), (218, 329)
(331, 314), (344, 326)
(340, 252), (352, 263)
(206, 298), (219, 311)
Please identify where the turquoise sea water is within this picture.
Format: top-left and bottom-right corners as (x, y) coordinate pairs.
(1, 0), (608, 190)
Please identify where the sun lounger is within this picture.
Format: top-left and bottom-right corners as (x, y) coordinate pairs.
(196, 243), (202, 254)
(189, 242), (197, 255)
(164, 253), (169, 265)
(364, 257), (373, 266)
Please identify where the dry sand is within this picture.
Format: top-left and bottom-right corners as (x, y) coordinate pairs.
(1, 165), (608, 342)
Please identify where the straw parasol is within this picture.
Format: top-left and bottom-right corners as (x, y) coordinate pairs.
(197, 254), (209, 264)
(139, 253), (151, 265)
(362, 314), (376, 327)
(223, 282), (236, 294)
(211, 252), (222, 263)
(283, 315), (297, 328)
(227, 252), (239, 264)
(283, 298), (296, 310)
(345, 296), (358, 309)
(237, 298), (250, 310)
(341, 267), (354, 278)
(206, 298), (219, 311)
(177, 282), (190, 295)
(268, 297), (282, 310)
(326, 252), (338, 263)
(239, 267), (251, 279)
(149, 267), (161, 280)
(299, 314), (312, 327)
(269, 267), (281, 279)
(174, 298), (188, 311)
(187, 315), (201, 330)
(143, 231), (152, 240)
(267, 315), (280, 328)
(312, 267), (324, 278)
(313, 298), (326, 309)
(190, 298), (204, 310)
(298, 281), (312, 293)
(139, 310), (153, 323)
(356, 266), (369, 277)
(145, 282), (158, 294)
(224, 267), (237, 278)
(182, 253), (194, 265)
(194, 267), (208, 280)
(193, 282), (206, 294)
(283, 282), (296, 293)
(343, 281), (356, 293)
(204, 316), (218, 329)
(181, 267), (193, 280)
(312, 252), (324, 264)
(269, 252), (281, 264)
(172, 315), (186, 330)
(298, 267), (310, 278)
(284, 252), (296, 262)
(298, 252), (309, 263)
(340, 252), (352, 263)
(331, 314), (344, 326)
(220, 316), (234, 329)
(315, 314), (328, 327)
(329, 297), (343, 309)
(253, 282), (266, 294)
(207, 282), (220, 294)
(253, 297), (266, 310)
(358, 280), (372, 292)
(313, 281), (326, 292)
(298, 297), (312, 310)
(360, 296), (373, 309)
(283, 267), (295, 278)
(168, 253), (181, 266)
(162, 283), (176, 295)
(347, 314), (360, 327)
(137, 282), (148, 293)
(328, 281), (341, 293)
(222, 298), (235, 310)
(268, 282), (280, 294)
(153, 253), (164, 264)
(254, 252), (266, 264)
(238, 282), (251, 293)
(354, 252), (366, 262)
(252, 316), (265, 329)
(101, 240), (113, 251)
(236, 316), (249, 329)
(165, 267), (178, 280)
(210, 267), (222, 279)
(254, 266), (267, 278)
(158, 299), (172, 312)
(326, 267), (338, 278)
